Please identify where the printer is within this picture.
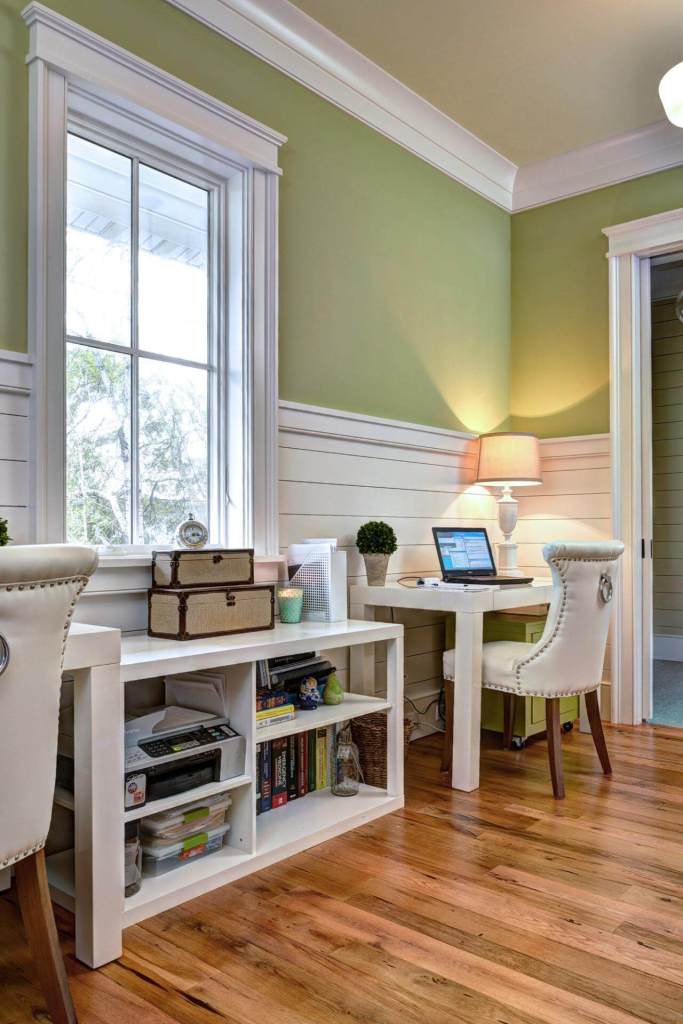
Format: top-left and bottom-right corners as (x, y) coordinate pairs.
(58, 704), (246, 810)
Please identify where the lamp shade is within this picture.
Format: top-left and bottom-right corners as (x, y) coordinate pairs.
(476, 432), (542, 486)
(660, 62), (683, 127)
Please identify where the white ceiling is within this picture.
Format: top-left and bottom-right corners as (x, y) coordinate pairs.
(289, 0), (683, 165)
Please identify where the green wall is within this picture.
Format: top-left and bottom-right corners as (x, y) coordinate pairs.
(511, 167), (683, 437)
(0, 0), (511, 435)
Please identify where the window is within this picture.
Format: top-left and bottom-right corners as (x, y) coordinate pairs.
(26, 6), (282, 556)
(65, 133), (214, 546)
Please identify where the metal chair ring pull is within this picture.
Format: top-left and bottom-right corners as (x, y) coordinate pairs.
(599, 573), (613, 604)
(0, 633), (10, 676)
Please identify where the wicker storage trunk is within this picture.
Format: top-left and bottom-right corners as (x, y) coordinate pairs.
(148, 584), (274, 640)
(152, 549), (254, 589)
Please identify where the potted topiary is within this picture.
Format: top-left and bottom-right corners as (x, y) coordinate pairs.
(0, 517), (10, 546)
(356, 520), (397, 586)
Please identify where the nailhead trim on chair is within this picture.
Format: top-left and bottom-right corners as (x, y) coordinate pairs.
(507, 553), (617, 697)
(1, 840), (46, 869)
(1, 573), (92, 867)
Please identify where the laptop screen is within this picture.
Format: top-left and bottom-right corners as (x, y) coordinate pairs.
(433, 527), (496, 576)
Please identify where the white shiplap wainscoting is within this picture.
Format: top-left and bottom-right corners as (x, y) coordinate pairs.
(0, 350), (32, 544)
(517, 433), (614, 708)
(0, 360), (613, 724)
(279, 401), (498, 735)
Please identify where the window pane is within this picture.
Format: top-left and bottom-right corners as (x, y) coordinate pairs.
(66, 344), (132, 544)
(138, 165), (209, 361)
(138, 359), (209, 544)
(66, 135), (131, 346)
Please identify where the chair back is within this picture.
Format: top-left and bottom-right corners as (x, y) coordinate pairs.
(0, 544), (97, 869)
(514, 541), (624, 697)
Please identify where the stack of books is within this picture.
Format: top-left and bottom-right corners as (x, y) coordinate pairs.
(256, 726), (332, 814)
(256, 703), (297, 730)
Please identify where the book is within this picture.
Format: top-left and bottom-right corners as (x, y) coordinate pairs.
(256, 712), (297, 730)
(256, 703), (297, 721)
(307, 729), (317, 792)
(287, 735), (298, 801)
(256, 742), (262, 816)
(256, 687), (290, 712)
(316, 726), (328, 790)
(271, 737), (288, 808)
(260, 741), (272, 813)
(296, 731), (308, 797)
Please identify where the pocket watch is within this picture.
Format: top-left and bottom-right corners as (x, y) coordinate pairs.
(177, 513), (209, 549)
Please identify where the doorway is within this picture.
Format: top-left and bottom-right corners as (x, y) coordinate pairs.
(649, 255), (683, 727)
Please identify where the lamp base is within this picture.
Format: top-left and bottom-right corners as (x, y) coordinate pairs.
(496, 541), (524, 577)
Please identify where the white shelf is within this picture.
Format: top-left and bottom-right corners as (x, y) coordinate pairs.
(53, 785), (75, 812)
(257, 693), (390, 743)
(122, 784), (401, 927)
(46, 849), (75, 912)
(124, 774), (252, 822)
(256, 784), (396, 855)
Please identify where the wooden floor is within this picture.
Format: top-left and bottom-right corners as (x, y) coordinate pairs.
(3, 724), (683, 1024)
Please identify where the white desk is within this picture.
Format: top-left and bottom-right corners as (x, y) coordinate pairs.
(350, 581), (553, 792)
(51, 619), (404, 968)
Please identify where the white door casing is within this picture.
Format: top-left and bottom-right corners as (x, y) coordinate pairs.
(604, 207), (683, 724)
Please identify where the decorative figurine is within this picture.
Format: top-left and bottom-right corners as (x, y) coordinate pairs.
(323, 671), (344, 705)
(298, 675), (322, 710)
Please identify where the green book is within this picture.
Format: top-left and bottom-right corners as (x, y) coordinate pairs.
(307, 729), (316, 792)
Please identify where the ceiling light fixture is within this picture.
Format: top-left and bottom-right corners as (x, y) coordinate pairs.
(659, 62), (683, 125)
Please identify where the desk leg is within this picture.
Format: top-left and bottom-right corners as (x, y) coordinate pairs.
(73, 663), (124, 968)
(349, 602), (376, 696)
(451, 612), (483, 792)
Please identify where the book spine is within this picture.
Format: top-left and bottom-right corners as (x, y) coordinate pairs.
(287, 735), (298, 801)
(256, 742), (262, 816)
(307, 729), (316, 792)
(316, 726), (328, 790)
(297, 731), (307, 796)
(260, 741), (272, 813)
(271, 737), (288, 808)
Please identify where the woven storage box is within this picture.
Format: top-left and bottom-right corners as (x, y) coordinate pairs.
(351, 713), (413, 789)
(152, 549), (254, 589)
(148, 584), (274, 640)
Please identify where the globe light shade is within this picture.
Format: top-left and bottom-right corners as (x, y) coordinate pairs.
(476, 432), (542, 488)
(659, 62), (683, 127)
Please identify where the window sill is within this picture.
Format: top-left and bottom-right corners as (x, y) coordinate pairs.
(96, 550), (286, 573)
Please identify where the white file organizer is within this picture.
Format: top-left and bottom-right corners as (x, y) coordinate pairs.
(287, 542), (348, 622)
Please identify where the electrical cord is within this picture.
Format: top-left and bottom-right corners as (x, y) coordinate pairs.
(396, 575), (426, 587)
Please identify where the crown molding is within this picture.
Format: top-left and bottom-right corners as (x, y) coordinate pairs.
(513, 119), (683, 212)
(164, 0), (516, 210)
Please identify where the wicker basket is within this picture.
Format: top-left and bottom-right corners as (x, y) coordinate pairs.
(351, 713), (413, 788)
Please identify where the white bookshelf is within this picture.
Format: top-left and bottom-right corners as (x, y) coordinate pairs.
(47, 619), (405, 967)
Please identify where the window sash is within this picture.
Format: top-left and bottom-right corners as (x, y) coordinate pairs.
(65, 125), (224, 548)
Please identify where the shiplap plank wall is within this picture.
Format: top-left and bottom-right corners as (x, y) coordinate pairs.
(0, 355), (613, 716)
(652, 298), (683, 639)
(0, 353), (32, 544)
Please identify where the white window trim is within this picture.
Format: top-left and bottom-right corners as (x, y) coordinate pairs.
(23, 1), (285, 555)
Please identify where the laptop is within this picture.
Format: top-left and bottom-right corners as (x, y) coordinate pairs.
(432, 526), (533, 585)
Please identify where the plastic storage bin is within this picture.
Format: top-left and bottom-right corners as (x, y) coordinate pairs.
(140, 793), (231, 847)
(142, 823), (231, 877)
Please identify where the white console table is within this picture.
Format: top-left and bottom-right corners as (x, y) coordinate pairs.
(50, 619), (404, 968)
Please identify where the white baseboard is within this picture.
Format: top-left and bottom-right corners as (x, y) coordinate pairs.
(654, 635), (683, 662)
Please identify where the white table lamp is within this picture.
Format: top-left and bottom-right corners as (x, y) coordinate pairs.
(476, 432), (542, 575)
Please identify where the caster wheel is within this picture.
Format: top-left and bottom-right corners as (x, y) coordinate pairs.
(562, 721), (574, 733)
(511, 736), (525, 750)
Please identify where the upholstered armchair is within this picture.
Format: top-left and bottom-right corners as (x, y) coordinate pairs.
(0, 545), (98, 1023)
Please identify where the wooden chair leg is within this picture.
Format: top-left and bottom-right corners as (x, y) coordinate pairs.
(585, 689), (612, 776)
(503, 694), (515, 749)
(546, 698), (565, 799)
(14, 849), (77, 1024)
(440, 679), (454, 776)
